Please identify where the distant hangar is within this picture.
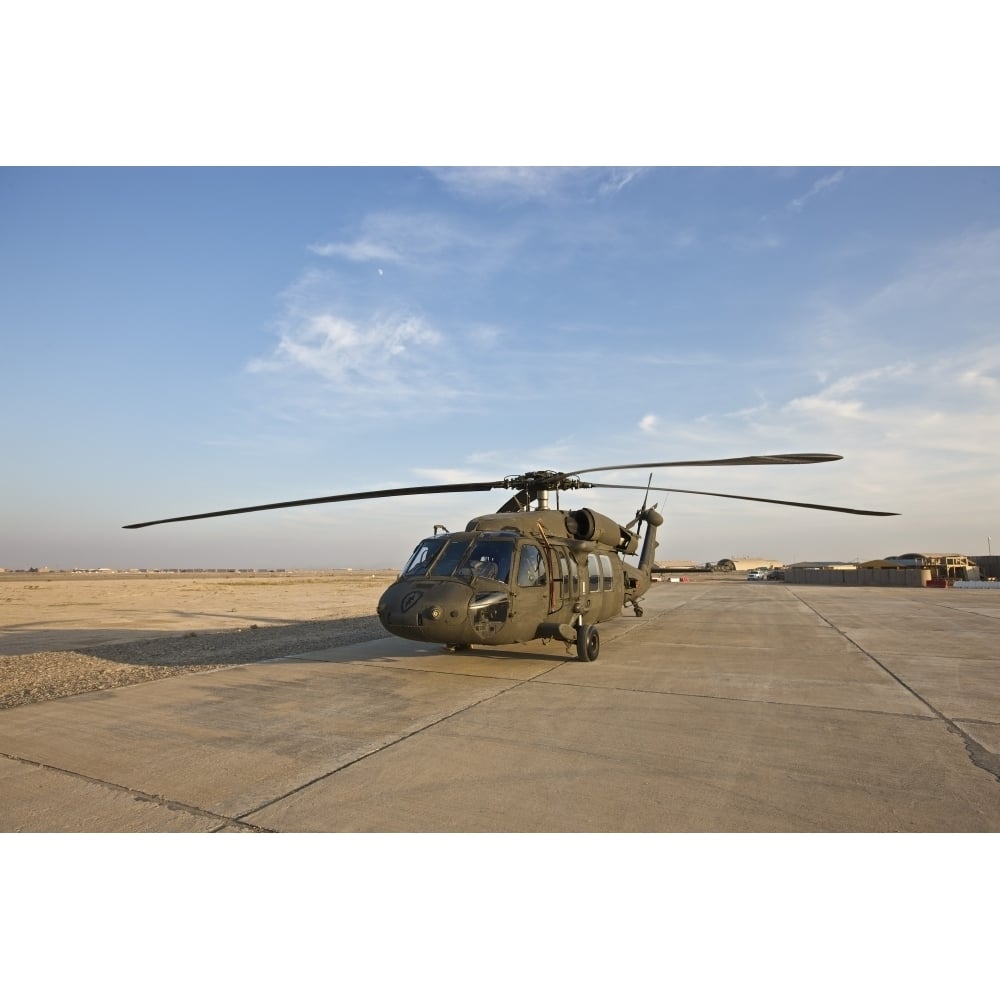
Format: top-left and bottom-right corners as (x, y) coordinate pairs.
(786, 553), (981, 587)
(862, 553), (980, 580)
(655, 552), (988, 588)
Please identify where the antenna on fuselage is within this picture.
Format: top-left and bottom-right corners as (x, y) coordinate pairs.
(628, 474), (655, 537)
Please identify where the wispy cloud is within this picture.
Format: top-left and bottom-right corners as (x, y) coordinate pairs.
(597, 168), (648, 195)
(959, 365), (999, 392)
(247, 309), (446, 403)
(429, 167), (575, 200)
(632, 225), (1000, 536)
(787, 363), (917, 417)
(861, 227), (1000, 326)
(428, 166), (647, 201)
(308, 212), (492, 269)
(791, 226), (1000, 370)
(412, 442), (583, 485)
(306, 237), (404, 264)
(787, 168), (846, 213)
(307, 210), (527, 280)
(739, 347), (1000, 510)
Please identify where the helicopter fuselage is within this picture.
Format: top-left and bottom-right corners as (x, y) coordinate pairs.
(376, 506), (663, 658)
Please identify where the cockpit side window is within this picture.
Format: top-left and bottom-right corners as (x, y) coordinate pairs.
(517, 544), (548, 587)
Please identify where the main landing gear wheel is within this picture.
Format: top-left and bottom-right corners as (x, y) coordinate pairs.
(576, 625), (600, 662)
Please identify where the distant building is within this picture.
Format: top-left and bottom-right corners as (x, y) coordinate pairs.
(863, 553), (980, 582)
(787, 561), (857, 571)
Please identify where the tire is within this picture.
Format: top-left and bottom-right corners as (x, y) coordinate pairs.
(576, 625), (600, 662)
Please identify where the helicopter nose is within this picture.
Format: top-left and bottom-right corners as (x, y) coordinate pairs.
(378, 579), (469, 638)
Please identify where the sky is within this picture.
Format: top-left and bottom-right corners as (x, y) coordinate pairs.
(4, 165), (999, 570)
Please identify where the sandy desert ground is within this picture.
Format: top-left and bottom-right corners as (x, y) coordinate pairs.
(0, 571), (397, 709)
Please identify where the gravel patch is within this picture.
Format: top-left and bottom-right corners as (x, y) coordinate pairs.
(0, 615), (387, 710)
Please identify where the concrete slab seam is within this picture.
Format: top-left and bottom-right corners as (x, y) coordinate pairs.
(0, 750), (274, 832)
(791, 592), (1000, 785)
(236, 662), (568, 824)
(533, 675), (945, 722)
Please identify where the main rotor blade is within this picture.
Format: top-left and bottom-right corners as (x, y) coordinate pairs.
(122, 480), (506, 529)
(586, 482), (899, 517)
(565, 453), (842, 478)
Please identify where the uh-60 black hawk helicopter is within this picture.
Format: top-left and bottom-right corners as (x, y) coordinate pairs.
(124, 452), (898, 662)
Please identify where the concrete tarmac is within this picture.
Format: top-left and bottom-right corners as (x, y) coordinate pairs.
(2, 580), (999, 832)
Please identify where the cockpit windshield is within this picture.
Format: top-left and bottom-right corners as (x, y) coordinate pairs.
(429, 538), (471, 577)
(401, 535), (515, 584)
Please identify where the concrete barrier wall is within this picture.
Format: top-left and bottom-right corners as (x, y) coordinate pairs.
(785, 568), (932, 587)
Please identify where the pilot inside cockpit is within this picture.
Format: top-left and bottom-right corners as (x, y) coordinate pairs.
(458, 539), (513, 584)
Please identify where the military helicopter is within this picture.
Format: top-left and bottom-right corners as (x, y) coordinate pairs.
(123, 452), (898, 662)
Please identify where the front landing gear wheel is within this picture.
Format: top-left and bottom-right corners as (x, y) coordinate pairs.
(576, 625), (600, 662)
(446, 643), (472, 653)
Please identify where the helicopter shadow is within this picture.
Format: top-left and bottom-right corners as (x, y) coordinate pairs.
(335, 612), (643, 673)
(4, 615), (387, 667)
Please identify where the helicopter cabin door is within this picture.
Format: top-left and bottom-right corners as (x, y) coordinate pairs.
(511, 541), (560, 640)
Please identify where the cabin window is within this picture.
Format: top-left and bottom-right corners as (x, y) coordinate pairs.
(559, 552), (580, 596)
(600, 554), (615, 591)
(517, 545), (547, 587)
(558, 552), (579, 600)
(588, 553), (601, 591)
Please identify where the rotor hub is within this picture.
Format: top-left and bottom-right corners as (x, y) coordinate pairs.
(503, 472), (587, 492)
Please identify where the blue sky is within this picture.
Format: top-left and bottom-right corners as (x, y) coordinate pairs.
(3, 166), (999, 569)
